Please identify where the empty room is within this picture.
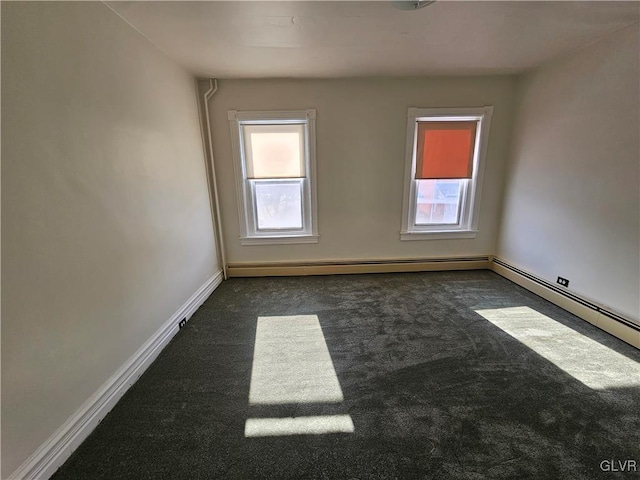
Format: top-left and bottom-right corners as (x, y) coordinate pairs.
(2, 1), (639, 479)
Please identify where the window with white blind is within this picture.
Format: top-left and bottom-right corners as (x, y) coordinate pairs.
(400, 107), (493, 241)
(228, 110), (318, 245)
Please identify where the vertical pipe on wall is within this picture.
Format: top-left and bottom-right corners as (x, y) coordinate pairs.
(202, 78), (228, 279)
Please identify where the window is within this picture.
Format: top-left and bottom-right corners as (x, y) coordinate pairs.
(228, 110), (318, 245)
(400, 107), (493, 240)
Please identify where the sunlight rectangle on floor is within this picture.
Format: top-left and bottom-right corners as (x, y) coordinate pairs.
(475, 306), (640, 390)
(249, 315), (344, 405)
(245, 415), (355, 438)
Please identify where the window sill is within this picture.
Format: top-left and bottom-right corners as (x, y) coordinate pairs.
(400, 230), (477, 241)
(240, 235), (319, 246)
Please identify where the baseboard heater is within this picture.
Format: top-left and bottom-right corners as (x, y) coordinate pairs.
(227, 256), (492, 277)
(492, 257), (640, 337)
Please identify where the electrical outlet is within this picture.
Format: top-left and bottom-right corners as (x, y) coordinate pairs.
(557, 277), (569, 288)
(179, 318), (187, 329)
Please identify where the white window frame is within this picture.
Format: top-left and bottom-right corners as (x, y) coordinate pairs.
(228, 109), (318, 246)
(400, 106), (493, 241)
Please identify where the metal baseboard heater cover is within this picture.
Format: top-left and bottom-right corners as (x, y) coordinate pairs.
(227, 256), (492, 277)
(492, 258), (639, 333)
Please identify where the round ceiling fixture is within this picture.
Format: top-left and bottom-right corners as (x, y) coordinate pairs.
(393, 0), (437, 10)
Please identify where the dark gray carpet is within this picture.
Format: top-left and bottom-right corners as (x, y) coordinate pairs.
(52, 271), (640, 479)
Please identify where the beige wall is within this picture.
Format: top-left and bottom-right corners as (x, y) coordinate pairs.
(209, 76), (517, 264)
(497, 24), (640, 321)
(1, 2), (218, 476)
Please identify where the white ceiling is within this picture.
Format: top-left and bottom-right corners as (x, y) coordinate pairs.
(106, 1), (640, 78)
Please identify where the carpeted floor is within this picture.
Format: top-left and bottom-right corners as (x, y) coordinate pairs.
(52, 270), (640, 479)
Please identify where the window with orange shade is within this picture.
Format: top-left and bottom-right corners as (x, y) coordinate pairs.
(401, 107), (493, 240)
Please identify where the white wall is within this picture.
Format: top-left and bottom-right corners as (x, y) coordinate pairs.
(497, 24), (640, 321)
(1, 2), (218, 476)
(209, 77), (516, 264)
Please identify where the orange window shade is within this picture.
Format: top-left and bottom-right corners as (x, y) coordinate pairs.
(415, 121), (478, 179)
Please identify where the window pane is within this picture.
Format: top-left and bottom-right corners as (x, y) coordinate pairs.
(415, 179), (462, 225)
(255, 182), (303, 230)
(243, 124), (305, 178)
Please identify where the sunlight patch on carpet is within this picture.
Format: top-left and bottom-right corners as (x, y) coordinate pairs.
(248, 314), (344, 404)
(245, 314), (354, 437)
(245, 415), (354, 437)
(475, 306), (640, 390)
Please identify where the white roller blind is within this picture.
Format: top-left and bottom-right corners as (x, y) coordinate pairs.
(242, 123), (306, 179)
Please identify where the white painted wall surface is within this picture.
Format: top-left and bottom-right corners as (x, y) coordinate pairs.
(497, 25), (640, 321)
(209, 77), (516, 264)
(1, 2), (218, 476)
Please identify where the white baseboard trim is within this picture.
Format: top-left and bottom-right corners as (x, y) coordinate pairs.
(9, 270), (224, 480)
(227, 256), (492, 277)
(491, 258), (639, 349)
